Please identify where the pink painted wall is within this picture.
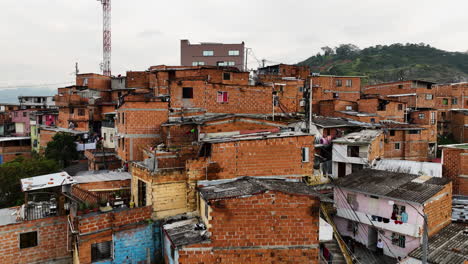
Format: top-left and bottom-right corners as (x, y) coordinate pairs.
(11, 110), (32, 136)
(334, 189), (423, 225)
(40, 114), (57, 126)
(334, 188), (424, 258)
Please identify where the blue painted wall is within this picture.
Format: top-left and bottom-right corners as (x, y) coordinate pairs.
(94, 222), (162, 264)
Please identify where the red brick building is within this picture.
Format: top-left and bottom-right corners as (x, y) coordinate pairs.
(441, 143), (468, 195)
(310, 75), (362, 113)
(363, 80), (436, 109)
(381, 122), (436, 161)
(163, 177), (323, 264)
(449, 110), (468, 143)
(0, 212), (71, 264)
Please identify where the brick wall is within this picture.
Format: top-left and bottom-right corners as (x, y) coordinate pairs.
(450, 111), (468, 143)
(310, 76), (361, 111)
(76, 73), (111, 91)
(178, 191), (320, 264)
(318, 100), (357, 117)
(187, 135), (315, 181)
(0, 216), (71, 264)
(200, 117), (285, 134)
(442, 148), (468, 195)
(169, 80), (272, 114)
(116, 100), (169, 162)
(76, 206), (152, 263)
(384, 130), (432, 161)
(77, 180), (130, 191)
(423, 183), (452, 237)
(132, 165), (189, 219)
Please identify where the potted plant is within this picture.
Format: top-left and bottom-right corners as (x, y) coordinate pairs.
(77, 203), (85, 216)
(84, 202), (91, 214)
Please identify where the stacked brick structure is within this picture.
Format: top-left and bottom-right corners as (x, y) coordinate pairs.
(187, 134), (315, 181)
(363, 80), (436, 108)
(164, 177), (322, 264)
(178, 192), (320, 264)
(441, 144), (468, 195)
(450, 110), (468, 143)
(382, 123), (435, 161)
(434, 83), (468, 136)
(74, 206), (154, 263)
(358, 98), (406, 122)
(115, 97), (169, 162)
(0, 215), (71, 264)
(310, 75), (362, 113)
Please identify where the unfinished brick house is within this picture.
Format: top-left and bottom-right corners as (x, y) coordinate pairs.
(310, 75), (363, 113)
(440, 143), (468, 195)
(0, 137), (32, 164)
(381, 122), (436, 161)
(0, 209), (71, 264)
(363, 80), (436, 109)
(257, 63), (311, 80)
(358, 97), (407, 122)
(162, 177), (325, 264)
(54, 73), (112, 132)
(115, 95), (169, 162)
(449, 110), (468, 143)
(131, 124), (315, 219)
(433, 82), (468, 136)
(318, 99), (358, 117)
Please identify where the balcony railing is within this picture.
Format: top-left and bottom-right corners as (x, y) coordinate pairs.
(102, 120), (115, 128)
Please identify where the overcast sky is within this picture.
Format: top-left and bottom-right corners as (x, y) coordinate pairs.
(1, 0), (467, 89)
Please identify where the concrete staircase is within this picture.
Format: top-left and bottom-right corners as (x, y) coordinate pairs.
(323, 238), (346, 264)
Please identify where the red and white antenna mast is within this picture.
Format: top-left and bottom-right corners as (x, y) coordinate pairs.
(98, 0), (111, 76)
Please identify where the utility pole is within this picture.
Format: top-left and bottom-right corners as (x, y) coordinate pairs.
(309, 78), (313, 134)
(75, 62), (79, 76)
(422, 214), (428, 264)
(244, 48), (250, 71)
(97, 0), (111, 76)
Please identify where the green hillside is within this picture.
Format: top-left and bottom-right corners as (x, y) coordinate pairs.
(298, 43), (468, 84)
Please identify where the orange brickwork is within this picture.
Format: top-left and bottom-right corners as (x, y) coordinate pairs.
(75, 206), (152, 264)
(178, 191), (320, 264)
(187, 135), (315, 181)
(423, 182), (452, 237)
(116, 98), (169, 162)
(0, 216), (70, 264)
(310, 75), (362, 113)
(442, 146), (468, 195)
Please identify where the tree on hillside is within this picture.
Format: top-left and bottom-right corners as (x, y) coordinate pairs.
(0, 157), (59, 208)
(321, 46), (335, 56)
(45, 132), (79, 168)
(335, 44), (360, 57)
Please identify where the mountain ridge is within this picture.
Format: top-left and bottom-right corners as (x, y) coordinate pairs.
(298, 43), (468, 84)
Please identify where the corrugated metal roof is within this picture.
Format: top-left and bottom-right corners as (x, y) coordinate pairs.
(372, 159), (442, 177)
(333, 130), (382, 145)
(409, 223), (468, 264)
(334, 169), (450, 204)
(21, 172), (74, 192)
(163, 218), (210, 248)
(73, 171), (131, 183)
(198, 176), (332, 202)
